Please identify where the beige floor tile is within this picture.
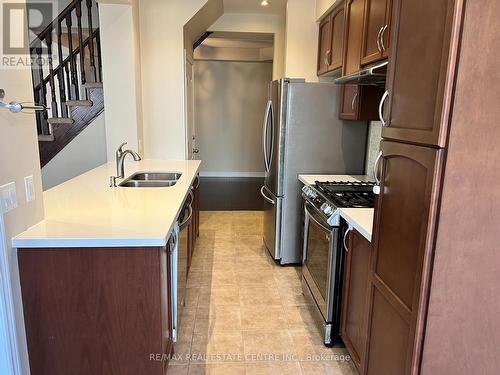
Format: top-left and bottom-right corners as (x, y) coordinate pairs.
(187, 271), (212, 288)
(300, 361), (345, 375)
(194, 305), (242, 334)
(234, 257), (273, 272)
(242, 330), (297, 360)
(240, 305), (286, 330)
(167, 363), (189, 375)
(284, 305), (324, 329)
(236, 270), (277, 288)
(188, 363), (246, 375)
(198, 286), (241, 307)
(279, 285), (315, 306)
(239, 286), (282, 306)
(191, 331), (245, 363)
(245, 361), (303, 375)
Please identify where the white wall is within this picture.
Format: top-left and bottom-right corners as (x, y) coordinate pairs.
(0, 2), (45, 374)
(209, 13), (285, 80)
(284, 0), (319, 81)
(41, 112), (107, 190)
(99, 1), (144, 160)
(138, 0), (209, 160)
(316, 0), (342, 20)
(194, 60), (271, 176)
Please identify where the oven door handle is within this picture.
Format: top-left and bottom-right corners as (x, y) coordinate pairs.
(304, 204), (332, 234)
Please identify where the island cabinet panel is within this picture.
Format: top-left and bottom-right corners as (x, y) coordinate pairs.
(340, 228), (371, 372)
(363, 140), (444, 375)
(18, 247), (173, 375)
(382, 0), (463, 147)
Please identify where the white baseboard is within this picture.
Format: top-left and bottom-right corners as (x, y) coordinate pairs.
(199, 171), (265, 178)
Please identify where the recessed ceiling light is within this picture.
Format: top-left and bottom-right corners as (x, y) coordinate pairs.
(261, 0), (270, 7)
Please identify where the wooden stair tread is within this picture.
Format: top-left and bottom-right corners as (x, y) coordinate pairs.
(66, 100), (93, 107)
(84, 82), (103, 89)
(47, 117), (74, 125)
(38, 134), (55, 142)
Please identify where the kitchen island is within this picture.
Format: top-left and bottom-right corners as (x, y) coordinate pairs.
(13, 159), (201, 375)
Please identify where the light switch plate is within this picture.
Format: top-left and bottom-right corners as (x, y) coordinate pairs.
(24, 175), (35, 202)
(0, 182), (18, 213)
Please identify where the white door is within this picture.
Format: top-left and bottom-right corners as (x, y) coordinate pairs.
(184, 52), (198, 160)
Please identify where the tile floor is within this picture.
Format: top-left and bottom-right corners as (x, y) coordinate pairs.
(169, 211), (358, 375)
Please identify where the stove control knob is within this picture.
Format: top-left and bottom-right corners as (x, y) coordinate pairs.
(321, 203), (334, 216)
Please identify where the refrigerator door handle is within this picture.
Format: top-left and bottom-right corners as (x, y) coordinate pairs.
(260, 186), (275, 205)
(262, 100), (272, 172)
(268, 101), (275, 171)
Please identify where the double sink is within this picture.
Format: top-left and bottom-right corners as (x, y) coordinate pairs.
(119, 172), (182, 188)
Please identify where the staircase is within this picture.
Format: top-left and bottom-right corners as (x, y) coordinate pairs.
(31, 0), (104, 167)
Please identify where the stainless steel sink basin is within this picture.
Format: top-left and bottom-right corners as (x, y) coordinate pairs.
(129, 172), (182, 181)
(118, 171), (182, 188)
(119, 180), (177, 188)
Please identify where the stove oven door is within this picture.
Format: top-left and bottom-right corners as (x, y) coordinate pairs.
(302, 202), (338, 321)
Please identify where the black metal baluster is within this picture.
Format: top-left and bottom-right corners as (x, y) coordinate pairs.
(36, 46), (49, 135)
(65, 64), (71, 103)
(33, 89), (42, 134)
(65, 13), (79, 100)
(56, 21), (68, 117)
(76, 0), (86, 97)
(86, 0), (97, 82)
(95, 29), (102, 81)
(46, 32), (58, 118)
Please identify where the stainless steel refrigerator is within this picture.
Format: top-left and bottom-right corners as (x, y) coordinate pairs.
(260, 78), (368, 264)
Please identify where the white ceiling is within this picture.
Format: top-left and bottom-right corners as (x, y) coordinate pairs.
(223, 0), (287, 15)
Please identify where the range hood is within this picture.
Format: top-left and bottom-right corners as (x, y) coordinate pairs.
(334, 61), (388, 86)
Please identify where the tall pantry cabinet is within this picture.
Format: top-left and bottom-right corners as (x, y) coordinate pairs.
(365, 0), (465, 374)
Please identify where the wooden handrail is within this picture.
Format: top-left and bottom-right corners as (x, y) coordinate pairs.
(29, 0), (80, 48)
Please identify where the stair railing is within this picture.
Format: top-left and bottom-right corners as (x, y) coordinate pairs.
(30, 0), (102, 139)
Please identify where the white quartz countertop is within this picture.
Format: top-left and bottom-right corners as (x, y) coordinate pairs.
(299, 174), (375, 242)
(12, 159), (201, 248)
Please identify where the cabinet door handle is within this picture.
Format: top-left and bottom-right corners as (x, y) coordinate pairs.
(376, 26), (384, 53)
(373, 150), (383, 195)
(343, 228), (351, 252)
(324, 50), (331, 67)
(380, 25), (388, 52)
(351, 92), (358, 110)
(379, 90), (389, 127)
(373, 150), (383, 185)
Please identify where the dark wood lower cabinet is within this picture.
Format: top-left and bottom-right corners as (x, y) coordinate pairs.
(341, 228), (371, 371)
(18, 246), (173, 375)
(363, 140), (444, 375)
(187, 176), (200, 274)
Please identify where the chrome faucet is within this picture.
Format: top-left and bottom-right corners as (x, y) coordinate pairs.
(110, 142), (141, 187)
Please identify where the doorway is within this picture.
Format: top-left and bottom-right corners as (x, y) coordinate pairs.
(192, 32), (274, 210)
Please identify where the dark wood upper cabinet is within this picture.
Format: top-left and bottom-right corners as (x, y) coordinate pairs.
(317, 2), (345, 76)
(341, 228), (372, 372)
(317, 15), (332, 75)
(364, 140), (444, 375)
(339, 0), (383, 121)
(381, 0), (463, 147)
(342, 0), (365, 76)
(360, 0), (392, 65)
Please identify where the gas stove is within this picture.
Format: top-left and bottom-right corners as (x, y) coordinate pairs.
(302, 180), (376, 226)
